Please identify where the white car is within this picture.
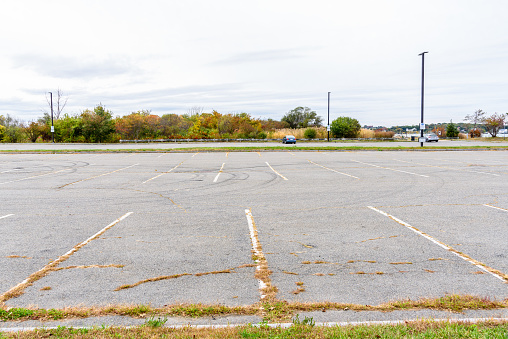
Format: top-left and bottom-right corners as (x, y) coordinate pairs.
(425, 133), (439, 142)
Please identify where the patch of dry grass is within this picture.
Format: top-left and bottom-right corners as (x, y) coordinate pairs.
(359, 128), (375, 138)
(2, 295), (506, 323)
(270, 127), (327, 139)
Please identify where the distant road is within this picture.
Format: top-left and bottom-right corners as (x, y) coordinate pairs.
(1, 139), (508, 151)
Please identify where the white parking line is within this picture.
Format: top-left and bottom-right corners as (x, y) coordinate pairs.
(483, 204), (508, 213)
(59, 164), (139, 188)
(265, 162), (288, 180)
(393, 159), (500, 177)
(0, 169), (71, 185)
(0, 214), (14, 220)
(213, 163), (225, 183)
(0, 212), (133, 302)
(143, 161), (185, 184)
(308, 160), (359, 179)
(352, 160), (429, 178)
(368, 206), (508, 283)
(245, 209), (268, 299)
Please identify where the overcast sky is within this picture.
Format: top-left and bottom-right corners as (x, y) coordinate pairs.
(1, 0), (507, 127)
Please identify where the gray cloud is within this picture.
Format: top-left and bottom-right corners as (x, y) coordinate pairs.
(12, 54), (138, 79)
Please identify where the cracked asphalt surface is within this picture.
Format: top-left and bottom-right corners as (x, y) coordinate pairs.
(1, 146), (507, 327)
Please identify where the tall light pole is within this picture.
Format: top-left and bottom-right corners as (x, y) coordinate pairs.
(418, 51), (428, 147)
(49, 92), (54, 143)
(327, 92), (331, 142)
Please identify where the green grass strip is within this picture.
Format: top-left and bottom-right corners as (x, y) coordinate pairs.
(1, 145), (508, 153)
(1, 319), (507, 338)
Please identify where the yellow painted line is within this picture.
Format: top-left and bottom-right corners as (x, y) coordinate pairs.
(393, 159), (500, 177)
(353, 160), (429, 178)
(483, 204), (508, 213)
(0, 169), (71, 185)
(265, 162), (288, 180)
(226, 152), (229, 158)
(256, 152), (261, 157)
(0, 212), (133, 302)
(368, 206), (508, 283)
(192, 153), (199, 157)
(308, 160), (359, 179)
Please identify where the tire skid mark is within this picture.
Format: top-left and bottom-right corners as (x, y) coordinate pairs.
(368, 206), (508, 283)
(0, 212), (133, 303)
(245, 209), (277, 301)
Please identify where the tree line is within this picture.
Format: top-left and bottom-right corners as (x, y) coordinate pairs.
(2, 103), (504, 143)
(0, 105), (325, 143)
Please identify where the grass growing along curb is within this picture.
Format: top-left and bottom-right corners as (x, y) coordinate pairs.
(1, 319), (507, 338)
(1, 144), (508, 154)
(2, 295), (507, 323)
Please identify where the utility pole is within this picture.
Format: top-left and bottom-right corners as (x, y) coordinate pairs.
(49, 92), (54, 143)
(327, 92), (330, 142)
(419, 51), (428, 147)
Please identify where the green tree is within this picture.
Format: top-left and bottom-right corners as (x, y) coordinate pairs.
(446, 121), (459, 138)
(304, 127), (317, 139)
(281, 107), (323, 128)
(54, 114), (83, 142)
(0, 114), (26, 142)
(0, 124), (5, 141)
(330, 116), (361, 138)
(80, 104), (115, 142)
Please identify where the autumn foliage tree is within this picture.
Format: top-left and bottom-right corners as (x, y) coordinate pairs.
(483, 113), (506, 137)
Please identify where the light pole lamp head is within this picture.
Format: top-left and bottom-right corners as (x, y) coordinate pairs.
(419, 51), (429, 56)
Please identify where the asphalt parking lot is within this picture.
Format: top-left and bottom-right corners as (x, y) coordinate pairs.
(1, 150), (507, 312)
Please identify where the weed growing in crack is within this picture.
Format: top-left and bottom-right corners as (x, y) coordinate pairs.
(144, 316), (168, 328)
(292, 314), (315, 327)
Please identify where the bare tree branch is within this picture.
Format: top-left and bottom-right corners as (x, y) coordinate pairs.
(44, 89), (68, 120)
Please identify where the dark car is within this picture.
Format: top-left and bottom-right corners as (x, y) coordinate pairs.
(282, 135), (296, 144)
